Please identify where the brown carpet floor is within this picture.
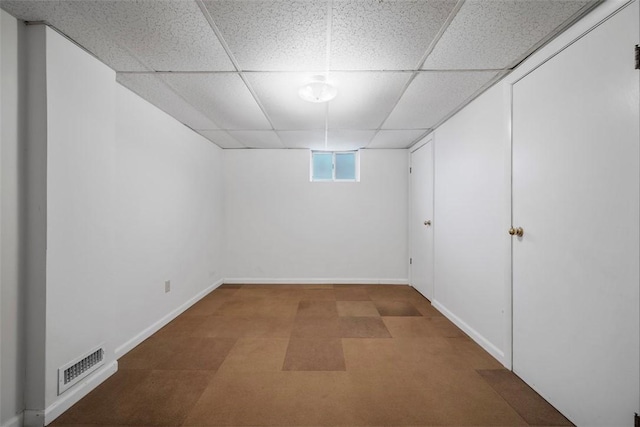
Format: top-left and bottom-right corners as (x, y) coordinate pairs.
(51, 284), (573, 426)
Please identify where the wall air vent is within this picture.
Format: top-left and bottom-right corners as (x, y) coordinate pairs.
(58, 345), (105, 395)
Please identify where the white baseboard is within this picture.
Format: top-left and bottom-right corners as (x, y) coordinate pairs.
(114, 279), (224, 358)
(431, 300), (508, 368)
(2, 412), (24, 427)
(223, 278), (409, 285)
(41, 361), (118, 426)
(23, 411), (43, 427)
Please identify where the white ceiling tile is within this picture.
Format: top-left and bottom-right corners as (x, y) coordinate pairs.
(198, 131), (245, 149)
(203, 0), (328, 71)
(76, 0), (234, 71)
(2, 0), (598, 151)
(277, 131), (327, 150)
(331, 0), (457, 70)
(228, 131), (285, 149)
(383, 71), (498, 129)
(278, 130), (375, 150)
(161, 73), (272, 130)
(422, 0), (592, 70)
(327, 130), (377, 150)
(116, 73), (220, 130)
(368, 130), (430, 149)
(1, 1), (149, 71)
(328, 72), (411, 129)
(245, 73), (327, 130)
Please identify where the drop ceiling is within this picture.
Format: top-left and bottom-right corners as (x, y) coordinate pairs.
(0, 0), (599, 150)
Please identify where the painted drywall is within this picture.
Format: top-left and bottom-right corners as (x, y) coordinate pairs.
(1, 10), (3, 421)
(23, 24), (48, 419)
(431, 83), (509, 364)
(1, 10), (26, 426)
(4, 24), (226, 423)
(44, 25), (117, 409)
(224, 149), (408, 283)
(112, 83), (225, 354)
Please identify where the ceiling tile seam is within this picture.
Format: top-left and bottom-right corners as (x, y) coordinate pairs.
(141, 72), (231, 132)
(112, 76), (224, 144)
(323, 0), (333, 150)
(266, 129), (286, 149)
(418, 69), (506, 73)
(374, 71), (419, 132)
(502, 0), (603, 71)
(371, 0), (467, 133)
(205, 128), (422, 132)
(363, 130), (379, 150)
(272, 128), (327, 132)
(117, 69), (505, 75)
(195, 0), (242, 72)
(325, 0), (334, 72)
(23, 25), (217, 139)
(200, 130), (246, 149)
(195, 0), (278, 133)
(232, 70), (416, 74)
(236, 73), (279, 133)
(118, 71), (242, 75)
(414, 0), (466, 71)
(276, 128), (400, 132)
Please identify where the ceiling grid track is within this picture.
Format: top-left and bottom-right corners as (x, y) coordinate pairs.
(1, 0), (603, 150)
(324, 0), (334, 150)
(30, 21), (230, 140)
(25, 19), (228, 142)
(375, 0), (466, 140)
(195, 0), (282, 147)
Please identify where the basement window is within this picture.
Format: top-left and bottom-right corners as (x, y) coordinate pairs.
(311, 151), (359, 182)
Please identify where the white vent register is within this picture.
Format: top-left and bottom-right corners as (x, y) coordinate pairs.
(58, 345), (105, 395)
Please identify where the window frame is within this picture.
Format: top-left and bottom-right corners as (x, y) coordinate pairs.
(310, 150), (360, 182)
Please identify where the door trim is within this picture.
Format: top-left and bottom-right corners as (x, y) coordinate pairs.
(409, 134), (433, 154)
(409, 135), (434, 300)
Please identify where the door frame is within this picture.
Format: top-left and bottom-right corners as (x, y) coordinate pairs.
(500, 0), (638, 371)
(409, 135), (435, 300)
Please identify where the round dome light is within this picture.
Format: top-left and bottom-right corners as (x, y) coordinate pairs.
(298, 75), (337, 103)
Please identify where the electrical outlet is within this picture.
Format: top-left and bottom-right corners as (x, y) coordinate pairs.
(164, 280), (171, 293)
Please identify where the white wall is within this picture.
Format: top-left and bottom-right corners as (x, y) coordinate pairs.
(42, 27), (226, 421)
(44, 25), (117, 411)
(425, 0), (638, 390)
(0, 9), (26, 427)
(1, 9), (3, 420)
(0, 24), (226, 425)
(23, 24), (48, 422)
(431, 84), (509, 364)
(224, 149), (408, 283)
(112, 83), (225, 356)
(1, 9), (3, 421)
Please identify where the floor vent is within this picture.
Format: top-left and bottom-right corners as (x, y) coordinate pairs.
(58, 345), (105, 395)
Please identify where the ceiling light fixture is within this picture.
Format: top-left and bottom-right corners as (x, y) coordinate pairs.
(298, 75), (337, 103)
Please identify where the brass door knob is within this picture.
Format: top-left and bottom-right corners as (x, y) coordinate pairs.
(508, 227), (524, 237)
(424, 220), (432, 226)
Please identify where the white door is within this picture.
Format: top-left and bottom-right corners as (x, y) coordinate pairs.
(512, 2), (640, 426)
(410, 140), (434, 300)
